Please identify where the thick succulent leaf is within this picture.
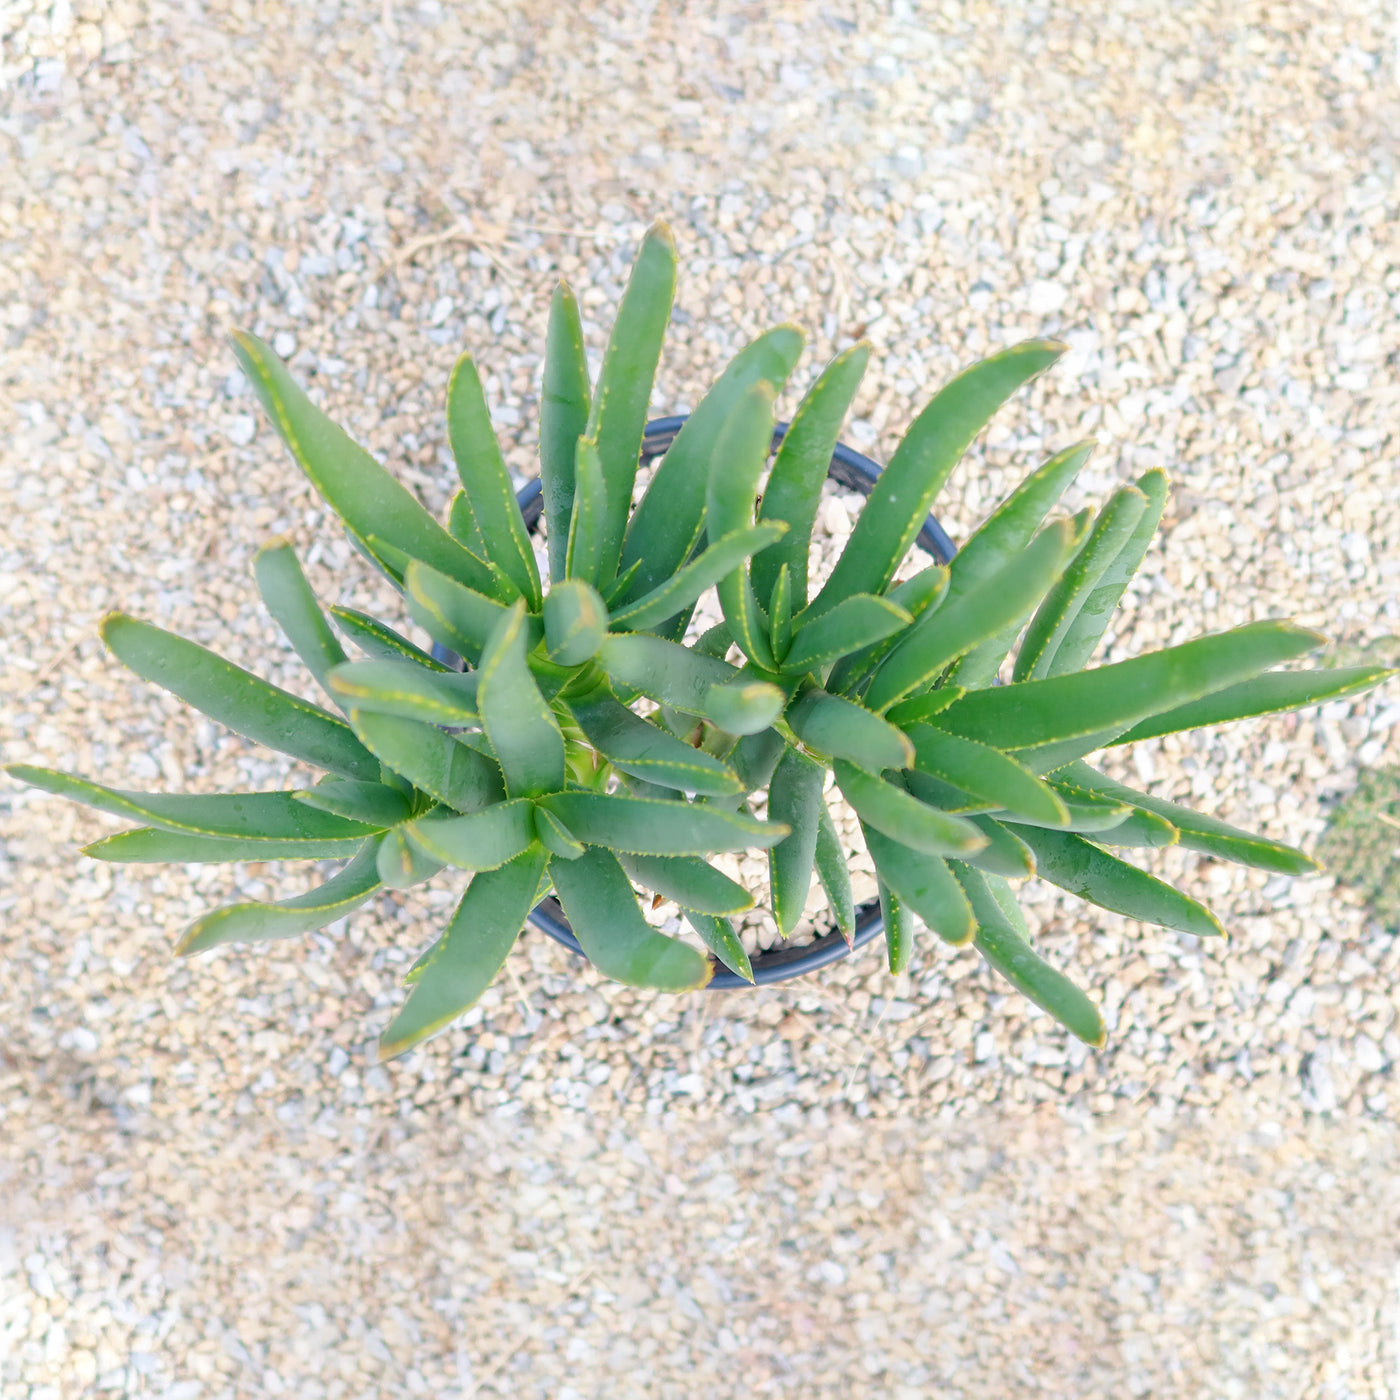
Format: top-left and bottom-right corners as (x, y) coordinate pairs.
(326, 659), (480, 725)
(884, 687), (964, 728)
(293, 779), (413, 827)
(330, 605), (449, 671)
(621, 325), (805, 602)
(683, 911), (754, 982)
(809, 340), (1064, 617)
(598, 633), (738, 714)
(1049, 467), (1168, 675)
(447, 353), (542, 608)
(930, 621), (1326, 760)
(833, 760), (986, 858)
(704, 678), (787, 737)
(904, 768), (996, 816)
(551, 846), (713, 990)
(864, 519), (1079, 711)
(379, 846), (546, 1059)
(783, 594), (912, 677)
(348, 711), (504, 812)
(906, 723), (1067, 826)
(619, 852), (754, 916)
(253, 540), (347, 697)
(570, 691), (742, 796)
(540, 282), (591, 582)
(447, 488), (486, 557)
(1110, 664), (1396, 745)
(609, 522), (788, 634)
(101, 613), (380, 782)
(753, 342), (870, 608)
(601, 558), (643, 607)
(788, 690), (914, 772)
(83, 827), (370, 863)
(376, 827), (445, 889)
(827, 566), (949, 696)
(231, 331), (500, 596)
(1054, 760), (1318, 874)
(961, 816), (1034, 878)
(814, 798), (855, 939)
(583, 222), (677, 582)
(477, 602), (566, 799)
(8, 765), (383, 840)
(538, 791), (788, 855)
(404, 559), (512, 667)
(769, 563), (793, 663)
(863, 824), (974, 945)
(1014, 485), (1148, 682)
(565, 437), (607, 586)
(1009, 825), (1224, 938)
(402, 799), (535, 870)
(878, 879), (912, 974)
(767, 748), (825, 937)
(533, 805), (585, 860)
(1073, 806), (1179, 849)
(707, 381), (779, 670)
(733, 727), (786, 793)
(178, 841), (382, 954)
(951, 862), (1105, 1046)
(984, 783), (1131, 832)
(542, 579), (608, 666)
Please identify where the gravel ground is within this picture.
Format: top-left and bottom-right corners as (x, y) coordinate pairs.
(3, 2), (1400, 1396)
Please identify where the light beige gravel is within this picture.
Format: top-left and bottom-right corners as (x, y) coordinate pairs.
(3, 2), (1400, 1397)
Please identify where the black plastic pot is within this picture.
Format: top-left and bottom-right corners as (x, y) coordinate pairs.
(451, 416), (957, 990)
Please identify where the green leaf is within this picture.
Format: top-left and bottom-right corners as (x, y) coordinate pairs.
(376, 827), (444, 889)
(827, 566), (950, 696)
(1110, 665), (1397, 745)
(1049, 467), (1168, 675)
(293, 779), (413, 826)
(447, 354), (542, 608)
(984, 783), (1131, 832)
(565, 436), (607, 586)
(447, 488), (486, 557)
(1054, 760), (1318, 874)
(378, 846), (547, 1058)
(619, 852), (755, 916)
(1073, 805), (1178, 850)
(878, 878), (912, 973)
(704, 678), (787, 737)
(326, 659), (480, 725)
(477, 602), (566, 798)
(814, 798), (855, 939)
(884, 687), (964, 728)
(1009, 825), (1225, 938)
(809, 340), (1064, 617)
(542, 579), (608, 666)
(783, 594), (912, 677)
(1013, 484), (1148, 681)
(864, 519), (1079, 711)
(540, 282), (591, 583)
(833, 761), (986, 858)
(83, 828), (370, 863)
(768, 563), (793, 663)
(330, 606), (450, 671)
(348, 711), (504, 812)
(585, 222), (677, 582)
(609, 523), (788, 634)
(906, 723), (1067, 826)
(753, 342), (870, 609)
(551, 846), (713, 990)
(951, 862), (1105, 1046)
(570, 691), (742, 795)
(598, 633), (738, 715)
(961, 816), (1034, 878)
(539, 791), (788, 855)
(733, 727), (786, 793)
(621, 324), (805, 603)
(707, 381), (779, 669)
(402, 799), (536, 870)
(178, 840), (382, 954)
(601, 558), (643, 607)
(767, 748), (825, 937)
(789, 690), (914, 772)
(929, 621), (1326, 761)
(404, 559), (512, 668)
(101, 613), (380, 783)
(863, 824), (974, 945)
(8, 764), (383, 840)
(231, 331), (500, 596)
(533, 804), (585, 860)
(683, 911), (753, 982)
(253, 539), (347, 697)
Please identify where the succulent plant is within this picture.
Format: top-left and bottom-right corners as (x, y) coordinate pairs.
(9, 222), (1393, 1059)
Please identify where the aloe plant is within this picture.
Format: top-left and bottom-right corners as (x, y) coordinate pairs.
(9, 221), (1392, 1060)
